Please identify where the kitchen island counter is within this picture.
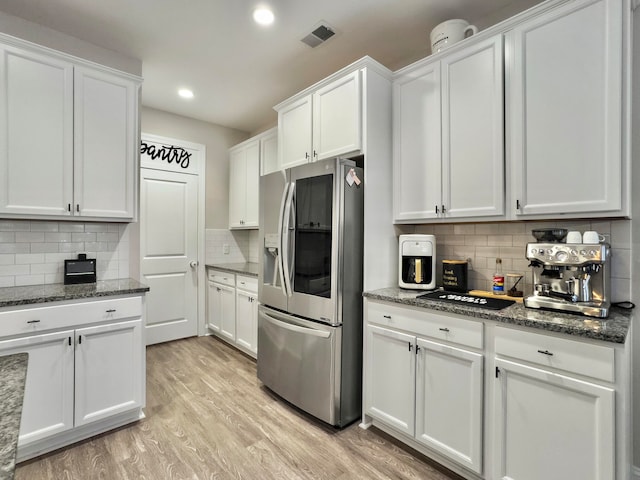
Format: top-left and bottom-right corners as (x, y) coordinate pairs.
(206, 262), (259, 277)
(0, 353), (28, 480)
(364, 287), (630, 344)
(0, 279), (149, 309)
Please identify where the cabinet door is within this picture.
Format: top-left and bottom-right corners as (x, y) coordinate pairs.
(207, 281), (223, 333)
(364, 324), (416, 436)
(235, 289), (257, 355)
(509, 0), (622, 216)
(244, 142), (260, 227)
(74, 319), (143, 427)
(392, 61), (442, 221)
(0, 330), (75, 446)
(278, 95), (312, 170)
(228, 147), (247, 228)
(442, 35), (504, 218)
(218, 283), (236, 341)
(313, 70), (362, 161)
(494, 358), (614, 480)
(74, 67), (137, 218)
(415, 338), (483, 474)
(260, 128), (279, 176)
(0, 46), (74, 216)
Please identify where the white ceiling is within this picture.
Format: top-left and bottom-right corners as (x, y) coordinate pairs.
(0, 0), (543, 134)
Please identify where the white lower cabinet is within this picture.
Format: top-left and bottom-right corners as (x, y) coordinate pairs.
(363, 299), (628, 480)
(364, 300), (483, 474)
(207, 269), (258, 358)
(74, 319), (143, 427)
(0, 295), (146, 461)
(493, 327), (615, 480)
(235, 277), (258, 355)
(0, 330), (75, 445)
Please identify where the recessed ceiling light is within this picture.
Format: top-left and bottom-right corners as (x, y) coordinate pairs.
(253, 7), (274, 26)
(178, 88), (194, 99)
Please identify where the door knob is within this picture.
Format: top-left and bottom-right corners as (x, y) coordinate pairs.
(190, 261), (198, 268)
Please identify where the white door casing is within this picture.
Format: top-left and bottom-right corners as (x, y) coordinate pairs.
(140, 133), (205, 345)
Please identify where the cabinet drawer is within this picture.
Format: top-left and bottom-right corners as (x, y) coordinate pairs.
(236, 275), (257, 293)
(0, 296), (142, 338)
(495, 326), (615, 382)
(207, 269), (235, 286)
(366, 300), (483, 349)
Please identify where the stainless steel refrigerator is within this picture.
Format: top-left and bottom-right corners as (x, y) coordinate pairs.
(257, 157), (364, 427)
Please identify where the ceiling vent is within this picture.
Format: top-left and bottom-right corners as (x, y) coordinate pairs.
(301, 22), (336, 48)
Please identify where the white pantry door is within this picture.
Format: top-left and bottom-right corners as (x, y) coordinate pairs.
(140, 167), (198, 345)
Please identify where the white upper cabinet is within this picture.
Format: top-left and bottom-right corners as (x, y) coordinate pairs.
(0, 37), (141, 221)
(278, 95), (313, 170)
(312, 70), (362, 160)
(508, 0), (623, 217)
(0, 46), (74, 216)
(229, 130), (274, 229)
(74, 67), (137, 219)
(260, 127), (279, 176)
(276, 69), (362, 170)
(393, 34), (504, 222)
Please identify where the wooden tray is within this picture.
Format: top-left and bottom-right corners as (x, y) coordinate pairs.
(469, 290), (524, 303)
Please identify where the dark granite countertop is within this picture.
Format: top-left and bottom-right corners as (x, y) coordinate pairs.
(0, 353), (28, 480)
(364, 287), (631, 344)
(0, 279), (150, 309)
(206, 262), (259, 277)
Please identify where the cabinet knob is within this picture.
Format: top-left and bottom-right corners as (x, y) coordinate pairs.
(190, 261), (198, 268)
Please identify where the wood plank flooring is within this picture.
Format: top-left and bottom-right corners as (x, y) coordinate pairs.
(15, 336), (464, 480)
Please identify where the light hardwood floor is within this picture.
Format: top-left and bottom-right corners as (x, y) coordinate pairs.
(16, 336), (463, 480)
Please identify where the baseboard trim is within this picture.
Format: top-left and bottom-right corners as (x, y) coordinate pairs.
(632, 465), (640, 480)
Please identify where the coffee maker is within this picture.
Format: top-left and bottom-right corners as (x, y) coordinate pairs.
(524, 242), (611, 318)
(398, 234), (436, 290)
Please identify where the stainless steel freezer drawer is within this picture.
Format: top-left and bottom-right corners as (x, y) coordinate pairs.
(257, 305), (341, 425)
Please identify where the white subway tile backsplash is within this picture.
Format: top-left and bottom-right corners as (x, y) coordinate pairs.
(0, 220), (132, 286)
(30, 243), (60, 254)
(0, 244), (30, 254)
(15, 232), (45, 243)
(0, 232), (15, 242)
(29, 222), (59, 232)
(58, 223), (86, 233)
(407, 219), (631, 296)
(15, 254), (45, 265)
(45, 232), (72, 243)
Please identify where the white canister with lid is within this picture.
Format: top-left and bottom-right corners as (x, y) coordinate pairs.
(430, 19), (478, 54)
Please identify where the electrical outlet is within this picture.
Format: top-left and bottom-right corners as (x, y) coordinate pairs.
(223, 244), (230, 254)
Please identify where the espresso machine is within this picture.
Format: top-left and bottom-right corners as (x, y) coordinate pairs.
(524, 242), (611, 318)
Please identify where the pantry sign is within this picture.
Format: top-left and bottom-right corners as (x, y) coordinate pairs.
(140, 133), (202, 175)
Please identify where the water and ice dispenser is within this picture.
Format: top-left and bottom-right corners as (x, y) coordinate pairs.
(398, 234), (436, 290)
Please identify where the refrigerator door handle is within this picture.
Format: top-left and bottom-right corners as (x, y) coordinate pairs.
(276, 182), (289, 296)
(281, 182), (295, 298)
(259, 310), (331, 338)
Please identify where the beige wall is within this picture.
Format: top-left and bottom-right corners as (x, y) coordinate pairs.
(140, 107), (249, 229)
(0, 11), (141, 76)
